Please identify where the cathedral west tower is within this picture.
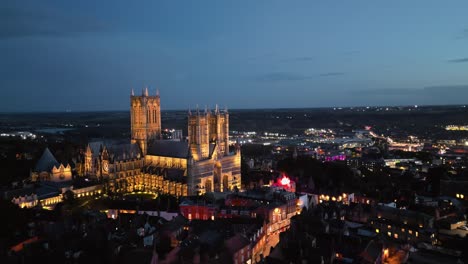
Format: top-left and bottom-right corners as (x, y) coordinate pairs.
(188, 105), (229, 161)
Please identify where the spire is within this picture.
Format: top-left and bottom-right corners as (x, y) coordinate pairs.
(224, 105), (228, 113)
(156, 88), (160, 97)
(145, 87), (149, 96)
(196, 104), (199, 115)
(131, 88), (134, 96)
(188, 106), (192, 116)
(215, 104), (219, 114)
(204, 105), (208, 114)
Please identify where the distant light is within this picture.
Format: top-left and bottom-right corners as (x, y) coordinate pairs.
(280, 176), (290, 186)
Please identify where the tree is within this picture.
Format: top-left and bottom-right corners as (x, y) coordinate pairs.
(63, 190), (75, 204)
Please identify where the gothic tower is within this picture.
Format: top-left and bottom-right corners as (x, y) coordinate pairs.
(84, 144), (93, 175)
(188, 107), (209, 161)
(208, 105), (229, 157)
(130, 87), (161, 155)
(188, 105), (229, 161)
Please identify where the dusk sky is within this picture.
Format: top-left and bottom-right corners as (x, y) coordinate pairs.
(1, 0), (468, 112)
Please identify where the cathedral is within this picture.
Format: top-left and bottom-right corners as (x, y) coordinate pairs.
(80, 88), (241, 196)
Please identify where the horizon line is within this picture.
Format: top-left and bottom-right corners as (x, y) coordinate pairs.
(0, 103), (466, 114)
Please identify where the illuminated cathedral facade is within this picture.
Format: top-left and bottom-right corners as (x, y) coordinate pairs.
(80, 88), (241, 196)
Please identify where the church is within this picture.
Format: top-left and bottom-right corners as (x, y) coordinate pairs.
(80, 88), (241, 196)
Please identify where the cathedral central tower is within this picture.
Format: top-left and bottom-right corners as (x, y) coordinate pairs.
(130, 87), (161, 155)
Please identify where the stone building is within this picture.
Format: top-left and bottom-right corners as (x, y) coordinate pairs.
(81, 88), (241, 196)
(31, 148), (72, 182)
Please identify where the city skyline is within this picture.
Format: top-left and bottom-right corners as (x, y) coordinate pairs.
(1, 0), (468, 112)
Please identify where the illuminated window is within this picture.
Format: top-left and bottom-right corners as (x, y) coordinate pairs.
(375, 229), (380, 233)
(415, 232), (418, 237)
(394, 233), (398, 239)
(401, 228), (405, 232)
(387, 232), (391, 237)
(387, 225), (391, 229)
(408, 230), (413, 235)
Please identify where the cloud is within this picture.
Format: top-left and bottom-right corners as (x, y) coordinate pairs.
(447, 57), (468, 63)
(319, 72), (345, 77)
(455, 28), (468, 39)
(256, 71), (345, 81)
(247, 52), (276, 61)
(342, 50), (360, 55)
(355, 88), (419, 95)
(255, 72), (312, 82)
(280, 56), (314, 63)
(356, 85), (468, 96)
(351, 85), (468, 106)
(0, 4), (107, 39)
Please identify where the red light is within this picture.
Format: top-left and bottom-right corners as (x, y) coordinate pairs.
(280, 176), (290, 186)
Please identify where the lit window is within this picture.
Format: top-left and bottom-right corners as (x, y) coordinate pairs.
(375, 229), (380, 233)
(387, 232), (391, 237)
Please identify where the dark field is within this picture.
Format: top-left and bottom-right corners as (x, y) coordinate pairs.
(1, 105), (467, 140)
